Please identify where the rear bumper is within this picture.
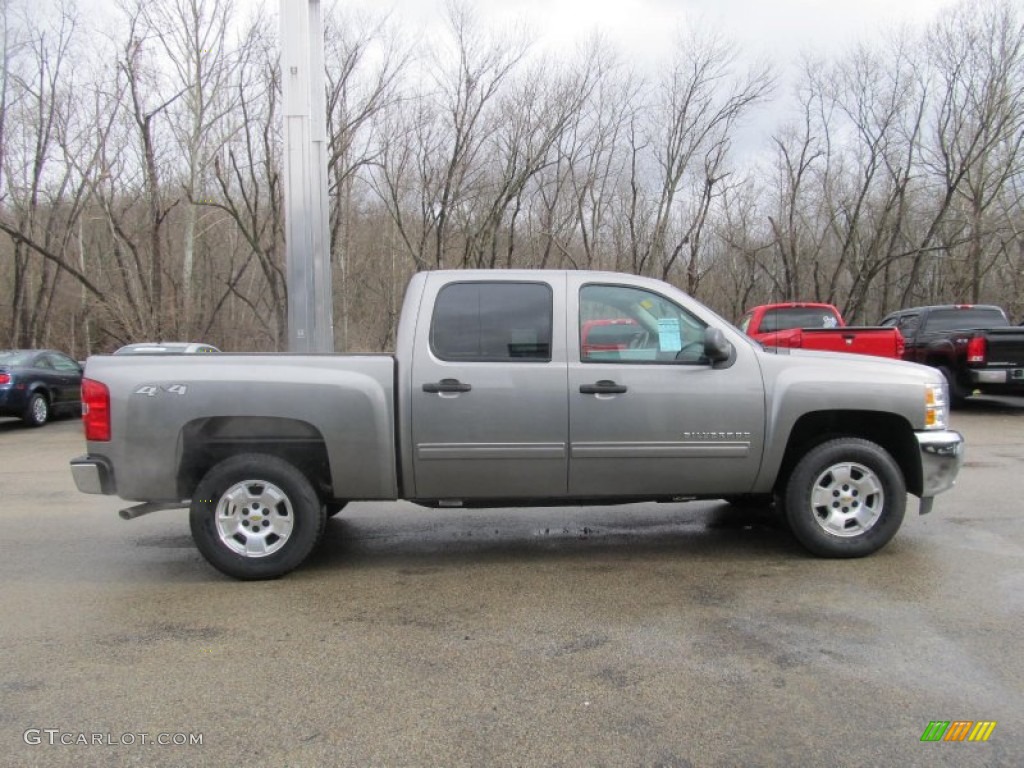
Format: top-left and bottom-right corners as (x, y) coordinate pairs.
(915, 430), (964, 500)
(0, 387), (29, 416)
(968, 367), (1024, 389)
(70, 455), (115, 495)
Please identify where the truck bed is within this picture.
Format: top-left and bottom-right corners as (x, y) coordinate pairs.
(82, 353), (399, 502)
(756, 326), (904, 358)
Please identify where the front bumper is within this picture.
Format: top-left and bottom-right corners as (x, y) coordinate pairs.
(915, 430), (964, 501)
(70, 455), (115, 495)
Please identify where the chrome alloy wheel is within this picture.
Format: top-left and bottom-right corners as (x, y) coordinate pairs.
(31, 395), (48, 424)
(809, 461), (884, 538)
(215, 480), (294, 557)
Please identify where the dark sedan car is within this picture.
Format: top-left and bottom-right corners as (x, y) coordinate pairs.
(0, 349), (83, 427)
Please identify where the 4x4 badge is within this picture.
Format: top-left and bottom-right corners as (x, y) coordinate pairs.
(134, 384), (188, 397)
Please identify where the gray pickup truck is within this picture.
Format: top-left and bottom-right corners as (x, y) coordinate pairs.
(71, 271), (964, 579)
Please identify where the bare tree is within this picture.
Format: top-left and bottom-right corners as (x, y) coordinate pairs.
(817, 33), (927, 321)
(902, 0), (1024, 305)
(322, 6), (409, 349)
(630, 25), (773, 292)
(138, 0), (242, 336)
(208, 11), (287, 348)
(372, 2), (531, 272)
(546, 36), (639, 271)
(0, 1), (107, 346)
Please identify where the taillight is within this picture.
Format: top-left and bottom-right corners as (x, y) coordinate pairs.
(966, 336), (986, 365)
(82, 378), (111, 441)
(0, 373), (9, 385)
(895, 331), (905, 358)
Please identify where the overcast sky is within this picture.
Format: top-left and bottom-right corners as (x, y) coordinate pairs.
(360, 0), (963, 158)
(374, 0), (962, 65)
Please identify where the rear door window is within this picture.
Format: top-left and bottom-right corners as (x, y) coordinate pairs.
(430, 282), (553, 362)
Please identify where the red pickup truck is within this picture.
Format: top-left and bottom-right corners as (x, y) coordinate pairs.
(740, 303), (905, 359)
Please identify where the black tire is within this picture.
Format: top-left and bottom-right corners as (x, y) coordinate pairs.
(190, 454), (326, 580)
(783, 438), (906, 558)
(22, 392), (50, 427)
(938, 365), (968, 408)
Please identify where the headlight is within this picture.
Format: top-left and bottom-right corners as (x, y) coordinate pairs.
(925, 381), (949, 430)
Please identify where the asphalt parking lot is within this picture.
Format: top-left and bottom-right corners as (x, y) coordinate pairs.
(1, 399), (1022, 767)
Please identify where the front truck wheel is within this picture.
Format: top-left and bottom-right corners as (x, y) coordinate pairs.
(783, 438), (906, 558)
(190, 454), (326, 580)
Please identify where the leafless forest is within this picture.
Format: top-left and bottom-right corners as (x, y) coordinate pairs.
(1, 0), (1022, 355)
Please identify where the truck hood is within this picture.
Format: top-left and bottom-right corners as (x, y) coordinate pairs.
(755, 345), (944, 430)
(766, 346), (932, 378)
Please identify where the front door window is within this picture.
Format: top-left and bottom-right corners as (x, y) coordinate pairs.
(579, 284), (708, 364)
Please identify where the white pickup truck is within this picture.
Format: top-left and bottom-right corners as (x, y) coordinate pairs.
(71, 270), (964, 579)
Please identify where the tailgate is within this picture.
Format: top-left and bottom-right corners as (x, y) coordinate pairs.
(978, 327), (1024, 382)
(792, 328), (902, 358)
(983, 327), (1024, 367)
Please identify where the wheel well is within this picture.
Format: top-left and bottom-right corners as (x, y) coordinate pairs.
(29, 387), (50, 402)
(776, 411), (922, 496)
(178, 417), (332, 501)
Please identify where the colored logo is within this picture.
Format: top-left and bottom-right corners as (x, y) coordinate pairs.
(921, 721), (997, 742)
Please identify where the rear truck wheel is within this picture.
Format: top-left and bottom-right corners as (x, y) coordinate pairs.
(938, 365), (968, 408)
(189, 454), (326, 580)
(22, 392), (49, 427)
(783, 438), (906, 558)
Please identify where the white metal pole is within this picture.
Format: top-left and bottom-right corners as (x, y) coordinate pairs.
(280, 0), (334, 352)
(307, 0), (334, 353)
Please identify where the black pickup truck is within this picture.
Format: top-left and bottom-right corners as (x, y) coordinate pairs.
(880, 304), (1024, 405)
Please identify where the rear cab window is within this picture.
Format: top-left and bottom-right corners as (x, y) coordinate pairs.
(759, 307), (840, 332)
(922, 308), (1008, 332)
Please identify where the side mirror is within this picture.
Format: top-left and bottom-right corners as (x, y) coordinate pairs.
(704, 327), (733, 365)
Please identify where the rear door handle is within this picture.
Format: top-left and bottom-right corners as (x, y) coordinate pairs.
(579, 380), (628, 395)
(423, 378), (472, 394)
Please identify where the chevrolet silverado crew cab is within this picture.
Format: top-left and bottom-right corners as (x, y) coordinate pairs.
(70, 271), (964, 580)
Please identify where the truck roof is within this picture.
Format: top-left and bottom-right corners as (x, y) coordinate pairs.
(884, 304), (1006, 315)
(744, 302), (838, 313)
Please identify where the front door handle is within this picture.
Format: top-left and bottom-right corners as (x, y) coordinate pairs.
(423, 378), (472, 394)
(579, 380), (628, 395)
